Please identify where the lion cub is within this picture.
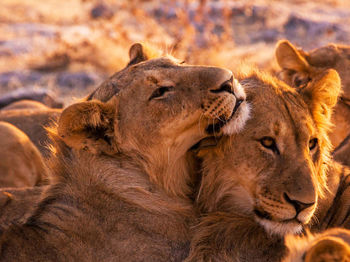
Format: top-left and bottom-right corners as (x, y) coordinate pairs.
(0, 44), (249, 261)
(186, 68), (341, 261)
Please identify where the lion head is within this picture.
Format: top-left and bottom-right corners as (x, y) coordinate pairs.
(57, 43), (250, 198)
(275, 40), (350, 147)
(195, 68), (340, 237)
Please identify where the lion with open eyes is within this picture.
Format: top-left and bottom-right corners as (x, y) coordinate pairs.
(186, 68), (341, 262)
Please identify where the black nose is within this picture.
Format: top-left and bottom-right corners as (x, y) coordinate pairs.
(283, 193), (315, 214)
(210, 77), (234, 95)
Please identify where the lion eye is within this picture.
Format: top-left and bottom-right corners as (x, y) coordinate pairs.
(149, 86), (174, 100)
(260, 137), (280, 154)
(293, 75), (311, 88)
(309, 138), (318, 151)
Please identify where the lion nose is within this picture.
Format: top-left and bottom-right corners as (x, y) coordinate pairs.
(283, 193), (315, 214)
(210, 76), (234, 95)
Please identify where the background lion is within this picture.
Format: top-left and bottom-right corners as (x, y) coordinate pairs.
(0, 121), (47, 188)
(275, 40), (350, 165)
(0, 43), (250, 261)
(186, 68), (341, 261)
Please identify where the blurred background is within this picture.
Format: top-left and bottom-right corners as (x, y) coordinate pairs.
(1, 0), (349, 105)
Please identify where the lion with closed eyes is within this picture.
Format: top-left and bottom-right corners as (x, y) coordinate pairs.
(0, 43), (250, 261)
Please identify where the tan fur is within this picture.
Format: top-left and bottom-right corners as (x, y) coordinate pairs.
(1, 100), (50, 111)
(0, 43), (250, 261)
(0, 122), (48, 188)
(275, 40), (350, 149)
(284, 228), (350, 262)
(282, 158), (350, 261)
(0, 186), (47, 231)
(0, 108), (61, 157)
(186, 68), (341, 262)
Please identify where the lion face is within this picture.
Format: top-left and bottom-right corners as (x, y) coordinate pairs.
(113, 56), (248, 155)
(275, 40), (350, 147)
(57, 43), (250, 197)
(197, 69), (340, 236)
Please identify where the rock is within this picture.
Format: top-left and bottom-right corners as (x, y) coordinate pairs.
(55, 71), (100, 89)
(90, 3), (114, 20)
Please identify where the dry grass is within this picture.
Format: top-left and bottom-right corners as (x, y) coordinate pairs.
(0, 0), (349, 104)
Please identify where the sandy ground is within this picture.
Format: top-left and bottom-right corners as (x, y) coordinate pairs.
(0, 0), (349, 105)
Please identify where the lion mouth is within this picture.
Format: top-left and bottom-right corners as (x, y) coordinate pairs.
(254, 208), (304, 236)
(254, 208), (304, 224)
(205, 98), (244, 135)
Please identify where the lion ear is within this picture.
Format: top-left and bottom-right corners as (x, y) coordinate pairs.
(275, 40), (309, 72)
(57, 98), (117, 155)
(127, 43), (149, 66)
(301, 69), (341, 121)
(306, 45), (339, 67)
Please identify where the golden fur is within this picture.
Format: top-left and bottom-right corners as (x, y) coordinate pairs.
(284, 228), (350, 262)
(0, 122), (47, 188)
(0, 43), (250, 261)
(186, 68), (341, 261)
(1, 100), (50, 111)
(275, 40), (350, 149)
(0, 108), (61, 157)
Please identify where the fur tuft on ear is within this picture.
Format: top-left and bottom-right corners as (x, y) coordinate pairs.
(57, 98), (117, 155)
(302, 69), (341, 111)
(275, 40), (309, 72)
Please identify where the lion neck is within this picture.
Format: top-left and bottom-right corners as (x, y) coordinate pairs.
(118, 126), (204, 200)
(188, 212), (286, 262)
(48, 137), (195, 220)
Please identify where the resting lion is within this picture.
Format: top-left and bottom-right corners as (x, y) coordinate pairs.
(0, 108), (61, 158)
(0, 121), (47, 188)
(0, 43), (249, 261)
(186, 68), (341, 261)
(275, 40), (350, 154)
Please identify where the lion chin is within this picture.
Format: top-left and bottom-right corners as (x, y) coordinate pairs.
(256, 217), (303, 236)
(222, 100), (251, 135)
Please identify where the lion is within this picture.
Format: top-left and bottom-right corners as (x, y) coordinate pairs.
(186, 68), (341, 261)
(0, 121), (47, 188)
(1, 100), (51, 111)
(0, 43), (250, 261)
(0, 108), (62, 157)
(275, 40), (350, 151)
(0, 88), (63, 110)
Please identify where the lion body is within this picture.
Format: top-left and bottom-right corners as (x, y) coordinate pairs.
(0, 108), (61, 157)
(275, 40), (350, 149)
(0, 122), (47, 188)
(187, 68), (341, 262)
(0, 44), (249, 261)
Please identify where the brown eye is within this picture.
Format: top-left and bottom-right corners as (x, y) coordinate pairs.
(260, 137), (280, 155)
(309, 138), (318, 151)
